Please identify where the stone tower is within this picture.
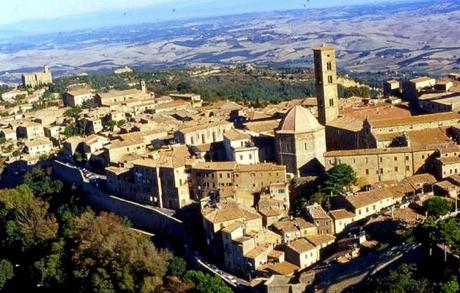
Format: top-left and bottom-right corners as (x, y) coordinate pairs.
(314, 44), (339, 125)
(275, 105), (326, 177)
(140, 80), (147, 93)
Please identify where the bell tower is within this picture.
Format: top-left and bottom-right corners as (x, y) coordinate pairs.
(314, 44), (339, 125)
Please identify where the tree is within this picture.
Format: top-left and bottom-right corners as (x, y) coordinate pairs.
(106, 119), (117, 131)
(440, 276), (459, 293)
(369, 263), (429, 293)
(70, 211), (172, 292)
(184, 270), (232, 293)
(322, 163), (357, 195)
(63, 107), (82, 118)
(23, 167), (63, 199)
(0, 185), (58, 252)
(0, 259), (14, 290)
(168, 257), (187, 277)
(424, 197), (452, 218)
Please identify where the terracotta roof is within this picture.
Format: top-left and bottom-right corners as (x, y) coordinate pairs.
(223, 129), (251, 141)
(26, 137), (52, 147)
(178, 120), (233, 134)
(434, 180), (460, 192)
(329, 209), (355, 220)
(305, 234), (336, 247)
(402, 173), (437, 188)
(288, 238), (316, 253)
(244, 245), (271, 259)
(438, 156), (460, 165)
(345, 188), (393, 209)
(410, 76), (435, 84)
(266, 261), (299, 275)
(277, 105), (323, 134)
(98, 88), (144, 99)
(369, 112), (460, 128)
(202, 200), (261, 224)
(66, 88), (92, 96)
(243, 119), (281, 134)
(305, 204), (331, 220)
(192, 161), (237, 171)
(324, 143), (451, 157)
(221, 221), (244, 233)
(272, 218), (315, 234)
(235, 163), (286, 173)
(259, 207), (284, 217)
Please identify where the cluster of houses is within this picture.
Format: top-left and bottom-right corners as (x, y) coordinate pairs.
(1, 47), (460, 285)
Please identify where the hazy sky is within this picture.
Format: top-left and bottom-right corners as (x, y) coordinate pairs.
(1, 0), (420, 25)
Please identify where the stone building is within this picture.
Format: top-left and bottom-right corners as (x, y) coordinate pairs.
(383, 79), (400, 97)
(323, 144), (453, 185)
(314, 44), (339, 125)
(16, 121), (45, 140)
(275, 105), (326, 176)
(202, 199), (263, 261)
(342, 189), (394, 221)
(22, 66), (53, 88)
(105, 145), (192, 210)
(174, 120), (234, 146)
(223, 129), (259, 165)
(190, 162), (286, 200)
(402, 76), (436, 100)
(303, 204), (334, 235)
(63, 88), (95, 107)
(25, 137), (53, 157)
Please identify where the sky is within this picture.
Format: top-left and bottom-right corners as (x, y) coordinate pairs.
(1, 0), (421, 26)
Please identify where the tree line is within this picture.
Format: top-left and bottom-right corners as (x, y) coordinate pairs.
(0, 167), (231, 292)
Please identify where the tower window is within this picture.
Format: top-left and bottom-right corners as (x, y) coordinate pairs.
(328, 76), (333, 84)
(329, 99), (334, 107)
(327, 62), (332, 71)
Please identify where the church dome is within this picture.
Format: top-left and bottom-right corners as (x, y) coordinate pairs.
(277, 105), (322, 133)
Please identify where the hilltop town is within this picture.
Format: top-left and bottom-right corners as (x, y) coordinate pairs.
(1, 44), (460, 291)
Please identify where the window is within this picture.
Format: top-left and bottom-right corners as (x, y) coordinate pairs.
(328, 75), (333, 84)
(329, 99), (334, 107)
(395, 166), (398, 172)
(406, 166), (410, 171)
(327, 62), (332, 70)
(305, 143), (308, 150)
(366, 169), (369, 175)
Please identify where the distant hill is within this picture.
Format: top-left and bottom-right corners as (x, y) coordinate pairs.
(0, 0), (458, 83)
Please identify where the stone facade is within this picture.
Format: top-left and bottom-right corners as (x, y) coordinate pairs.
(314, 45), (339, 125)
(22, 66), (53, 88)
(275, 105), (326, 176)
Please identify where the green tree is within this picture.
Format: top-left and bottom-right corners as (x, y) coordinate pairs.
(70, 211), (172, 292)
(106, 119), (117, 131)
(0, 259), (14, 290)
(369, 264), (429, 293)
(23, 167), (63, 198)
(168, 257), (187, 277)
(0, 185), (58, 252)
(184, 270), (232, 293)
(424, 197), (452, 218)
(63, 107), (82, 118)
(322, 163), (357, 196)
(440, 276), (459, 293)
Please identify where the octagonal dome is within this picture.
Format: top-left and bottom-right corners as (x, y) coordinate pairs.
(278, 105), (322, 133)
